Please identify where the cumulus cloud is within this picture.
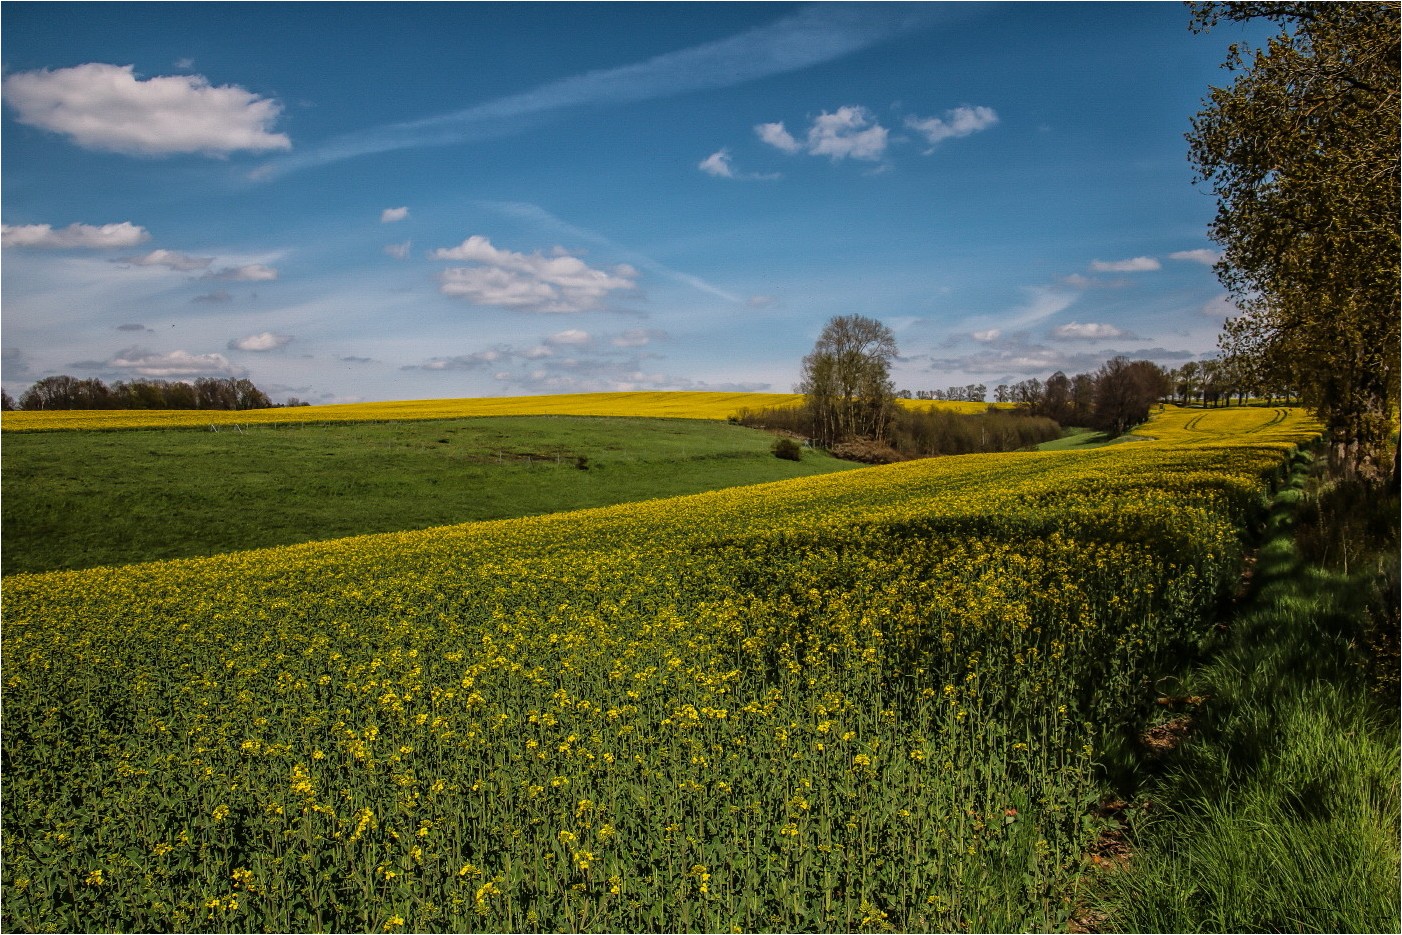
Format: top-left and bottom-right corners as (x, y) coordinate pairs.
(905, 105), (998, 149)
(381, 206), (409, 223)
(805, 106), (888, 161)
(1, 221), (149, 249)
(109, 346), (242, 378)
(757, 106), (889, 161)
(114, 248), (213, 271)
(202, 263), (278, 281)
(384, 241), (412, 260)
(430, 235), (638, 313)
(1089, 256), (1161, 273)
(699, 149), (736, 177)
(228, 332), (292, 351)
(1051, 321), (1133, 341)
(2, 63), (291, 156)
(971, 328), (1002, 342)
(754, 121), (802, 154)
(1169, 248), (1220, 265)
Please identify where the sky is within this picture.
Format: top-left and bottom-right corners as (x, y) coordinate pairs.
(1, 2), (1272, 404)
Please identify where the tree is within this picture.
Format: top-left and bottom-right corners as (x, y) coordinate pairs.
(1, 389), (15, 411)
(1092, 357), (1168, 435)
(1188, 2), (1400, 479)
(797, 315), (898, 446)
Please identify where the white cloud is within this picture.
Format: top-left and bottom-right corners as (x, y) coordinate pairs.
(384, 241), (412, 260)
(109, 347), (242, 378)
(971, 328), (1002, 342)
(747, 295), (779, 308)
(905, 105), (998, 149)
(430, 235), (638, 313)
(1051, 321), (1131, 341)
(1089, 256), (1161, 273)
(2, 63), (290, 156)
(202, 263), (278, 281)
(757, 107), (888, 161)
(114, 248), (213, 271)
(2, 221), (149, 249)
(805, 106), (888, 161)
(698, 147), (779, 181)
(545, 329), (592, 346)
(699, 149), (736, 177)
(381, 206), (409, 223)
(755, 121), (802, 153)
(1169, 249), (1220, 265)
(229, 332), (293, 351)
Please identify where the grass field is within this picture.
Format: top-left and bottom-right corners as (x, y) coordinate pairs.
(1, 415), (858, 575)
(1, 403), (1334, 932)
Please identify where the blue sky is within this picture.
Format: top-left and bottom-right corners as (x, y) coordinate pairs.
(1, 2), (1268, 404)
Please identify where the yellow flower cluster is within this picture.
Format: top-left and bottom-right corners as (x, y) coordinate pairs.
(0, 404), (1320, 931)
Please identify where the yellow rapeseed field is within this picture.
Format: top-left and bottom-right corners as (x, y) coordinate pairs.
(1, 404), (1321, 931)
(0, 391), (995, 432)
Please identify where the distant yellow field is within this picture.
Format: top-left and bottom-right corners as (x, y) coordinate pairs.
(0, 391), (995, 431)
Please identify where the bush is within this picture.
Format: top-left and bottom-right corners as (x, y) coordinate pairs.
(830, 437), (905, 464)
(772, 437), (803, 462)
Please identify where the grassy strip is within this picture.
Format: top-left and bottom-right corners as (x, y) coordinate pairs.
(1, 416), (858, 575)
(1089, 448), (1401, 932)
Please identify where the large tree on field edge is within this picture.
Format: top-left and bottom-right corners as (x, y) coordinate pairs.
(1188, 1), (1400, 482)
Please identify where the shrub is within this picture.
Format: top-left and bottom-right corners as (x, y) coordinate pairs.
(772, 437), (803, 461)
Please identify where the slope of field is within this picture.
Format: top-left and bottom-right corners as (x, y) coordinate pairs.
(1, 416), (859, 575)
(2, 406), (1322, 932)
(0, 391), (994, 432)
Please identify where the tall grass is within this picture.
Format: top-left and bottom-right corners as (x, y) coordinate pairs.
(1090, 449), (1401, 933)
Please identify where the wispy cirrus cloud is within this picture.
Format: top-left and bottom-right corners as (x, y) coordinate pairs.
(481, 200), (743, 304)
(252, 4), (951, 179)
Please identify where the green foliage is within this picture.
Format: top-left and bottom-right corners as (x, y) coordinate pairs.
(1089, 451), (1401, 931)
(771, 437), (803, 461)
(1189, 2), (1401, 479)
(0, 416), (858, 575)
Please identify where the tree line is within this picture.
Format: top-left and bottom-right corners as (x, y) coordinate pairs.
(753, 314), (1184, 462)
(0, 375), (303, 411)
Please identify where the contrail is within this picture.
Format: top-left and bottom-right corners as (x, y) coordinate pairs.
(251, 3), (962, 179)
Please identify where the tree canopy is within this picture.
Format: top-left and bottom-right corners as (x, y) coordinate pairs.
(1188, 1), (1400, 480)
(797, 315), (898, 447)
